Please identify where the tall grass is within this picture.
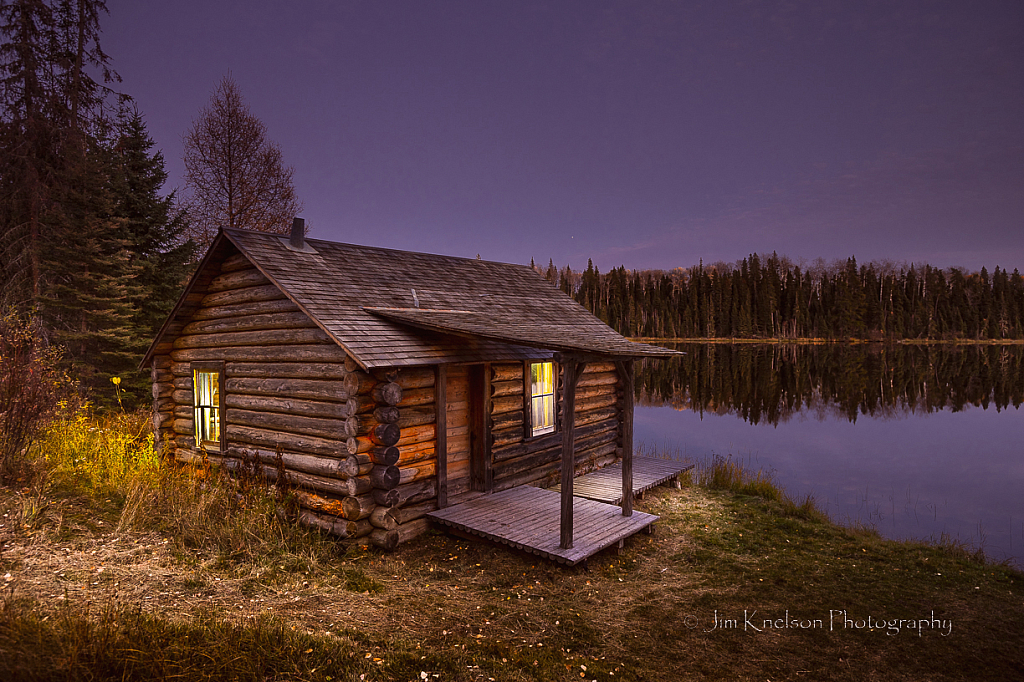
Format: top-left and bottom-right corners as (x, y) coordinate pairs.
(38, 406), (158, 495)
(26, 407), (341, 570)
(696, 454), (827, 521)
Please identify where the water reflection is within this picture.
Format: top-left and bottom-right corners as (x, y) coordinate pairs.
(634, 343), (1024, 566)
(638, 343), (1024, 424)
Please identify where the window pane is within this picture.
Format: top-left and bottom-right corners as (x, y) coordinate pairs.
(530, 362), (555, 436)
(193, 370), (220, 449)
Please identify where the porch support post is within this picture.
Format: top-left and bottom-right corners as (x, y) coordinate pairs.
(615, 359), (635, 517)
(558, 356), (585, 550)
(435, 364), (448, 509)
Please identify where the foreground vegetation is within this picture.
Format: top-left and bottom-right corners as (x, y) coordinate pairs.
(0, 411), (1021, 681)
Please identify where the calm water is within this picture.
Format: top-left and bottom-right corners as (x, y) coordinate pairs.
(634, 343), (1024, 566)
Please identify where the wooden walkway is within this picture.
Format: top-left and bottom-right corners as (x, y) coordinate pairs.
(550, 457), (695, 504)
(427, 486), (658, 566)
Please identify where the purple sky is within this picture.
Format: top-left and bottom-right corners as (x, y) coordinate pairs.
(104, 0), (1023, 273)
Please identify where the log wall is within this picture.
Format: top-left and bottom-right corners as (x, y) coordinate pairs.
(155, 253), (435, 548)
(488, 360), (622, 492)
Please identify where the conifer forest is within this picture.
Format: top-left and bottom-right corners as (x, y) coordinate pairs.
(539, 254), (1024, 341)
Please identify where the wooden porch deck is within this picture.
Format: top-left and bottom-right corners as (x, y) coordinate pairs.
(549, 457), (695, 504)
(426, 486), (658, 566)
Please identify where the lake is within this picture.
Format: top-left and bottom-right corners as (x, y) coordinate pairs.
(633, 343), (1024, 567)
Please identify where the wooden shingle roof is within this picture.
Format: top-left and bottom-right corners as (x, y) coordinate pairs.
(144, 228), (678, 370)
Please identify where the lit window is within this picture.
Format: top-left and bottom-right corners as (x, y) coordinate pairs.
(530, 361), (556, 436)
(193, 368), (221, 450)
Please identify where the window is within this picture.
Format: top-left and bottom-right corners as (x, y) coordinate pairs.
(530, 361), (556, 436)
(192, 365), (223, 451)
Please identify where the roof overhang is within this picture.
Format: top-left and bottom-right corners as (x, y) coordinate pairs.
(363, 307), (682, 359)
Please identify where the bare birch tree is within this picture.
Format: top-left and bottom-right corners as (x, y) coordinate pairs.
(182, 76), (302, 247)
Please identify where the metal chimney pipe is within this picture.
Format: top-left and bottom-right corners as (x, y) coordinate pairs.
(290, 217), (305, 249)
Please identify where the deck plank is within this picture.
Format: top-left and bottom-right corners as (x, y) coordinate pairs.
(551, 456), (694, 504)
(427, 486), (657, 566)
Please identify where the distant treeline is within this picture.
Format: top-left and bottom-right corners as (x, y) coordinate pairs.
(535, 254), (1024, 340)
(637, 343), (1024, 425)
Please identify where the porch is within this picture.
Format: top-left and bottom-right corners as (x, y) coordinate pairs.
(426, 485), (658, 566)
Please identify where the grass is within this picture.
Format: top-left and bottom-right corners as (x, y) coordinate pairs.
(1, 410), (1022, 681)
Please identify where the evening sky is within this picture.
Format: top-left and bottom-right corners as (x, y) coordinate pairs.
(104, 0), (1023, 272)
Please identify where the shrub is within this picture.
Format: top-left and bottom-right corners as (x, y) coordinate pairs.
(0, 311), (74, 483)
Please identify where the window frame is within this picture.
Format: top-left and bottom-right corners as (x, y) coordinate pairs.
(191, 361), (225, 452)
(525, 360), (558, 439)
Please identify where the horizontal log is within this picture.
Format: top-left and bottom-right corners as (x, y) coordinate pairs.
(490, 427), (522, 449)
(372, 479), (436, 508)
(574, 383), (619, 400)
(292, 489), (346, 517)
(397, 387), (434, 408)
(396, 459), (436, 486)
(225, 393), (357, 420)
(172, 418), (194, 436)
(200, 284), (286, 309)
(206, 268), (271, 293)
(173, 328), (331, 350)
(152, 355), (172, 370)
(573, 393), (618, 414)
(491, 364), (523, 382)
(227, 408), (351, 441)
(396, 423), (434, 447)
(370, 446), (400, 466)
(346, 475), (373, 496)
(225, 377), (350, 403)
(152, 368), (173, 384)
(386, 499), (438, 526)
(190, 297), (301, 321)
(576, 371), (619, 388)
(370, 518), (431, 551)
(342, 493), (376, 521)
(346, 436), (372, 455)
(395, 442), (435, 467)
(153, 383), (173, 400)
(182, 311), (316, 336)
(220, 252), (253, 272)
(225, 445), (359, 480)
(392, 367), (435, 390)
(490, 395), (521, 415)
(493, 458), (561, 492)
(225, 362), (349, 379)
(490, 380), (520, 398)
(581, 361), (616, 374)
(396, 406), (434, 428)
(298, 510), (372, 540)
(255, 463), (350, 497)
(171, 344), (349, 364)
(342, 454), (373, 478)
(225, 424), (348, 458)
(572, 406), (619, 428)
(172, 376), (192, 390)
(173, 405), (192, 420)
(343, 371), (375, 396)
(152, 412), (173, 429)
(172, 389), (193, 405)
(490, 409), (524, 430)
(371, 382), (402, 406)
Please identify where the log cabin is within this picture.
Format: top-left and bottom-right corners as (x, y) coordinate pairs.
(141, 220), (679, 560)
